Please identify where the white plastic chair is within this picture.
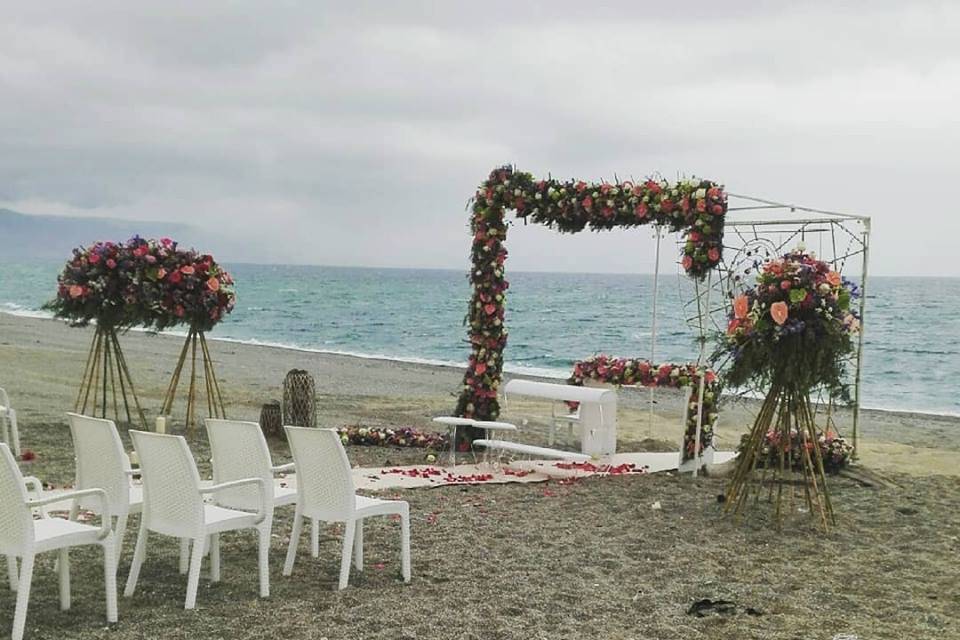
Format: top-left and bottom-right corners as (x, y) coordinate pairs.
(204, 419), (322, 557)
(124, 430), (270, 609)
(66, 413), (142, 559)
(1, 443), (117, 640)
(283, 426), (411, 590)
(0, 387), (21, 456)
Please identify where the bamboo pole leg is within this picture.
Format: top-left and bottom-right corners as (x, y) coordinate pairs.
(111, 332), (147, 429)
(75, 330), (100, 412)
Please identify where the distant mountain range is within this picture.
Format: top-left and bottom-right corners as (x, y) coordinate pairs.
(0, 209), (197, 261)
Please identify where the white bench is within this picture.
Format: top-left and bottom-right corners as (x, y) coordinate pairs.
(432, 417), (518, 464)
(472, 439), (591, 462)
(504, 379), (618, 457)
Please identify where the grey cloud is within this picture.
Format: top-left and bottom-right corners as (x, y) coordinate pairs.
(0, 1), (957, 274)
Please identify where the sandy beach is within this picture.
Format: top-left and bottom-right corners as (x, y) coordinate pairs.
(1, 312), (959, 639)
(1, 312), (957, 476)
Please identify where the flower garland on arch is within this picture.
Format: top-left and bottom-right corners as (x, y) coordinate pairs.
(567, 355), (720, 460)
(454, 165), (728, 424)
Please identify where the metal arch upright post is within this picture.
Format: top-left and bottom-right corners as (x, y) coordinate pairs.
(691, 270), (712, 477)
(852, 218), (871, 460)
(649, 226), (662, 427)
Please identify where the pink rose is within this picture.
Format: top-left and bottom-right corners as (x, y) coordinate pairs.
(207, 276), (220, 292)
(682, 255), (693, 271)
(770, 301), (789, 325)
(180, 265), (195, 275)
(708, 247), (720, 262)
(582, 196), (593, 210)
(69, 285), (84, 299)
(88, 253), (101, 264)
(106, 259), (117, 269)
(733, 294), (749, 319)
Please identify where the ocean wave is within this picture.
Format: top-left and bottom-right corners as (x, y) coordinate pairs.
(0, 302), (54, 320)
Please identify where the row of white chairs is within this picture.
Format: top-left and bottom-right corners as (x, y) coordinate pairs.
(1, 416), (412, 640)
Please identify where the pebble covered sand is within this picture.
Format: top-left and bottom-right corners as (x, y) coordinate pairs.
(1, 313), (958, 639)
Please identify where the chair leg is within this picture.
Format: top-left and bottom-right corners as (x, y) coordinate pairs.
(353, 519), (363, 571)
(209, 534), (221, 583)
(257, 525), (270, 598)
(6, 555), (17, 591)
(283, 505), (304, 576)
(184, 536), (206, 610)
(123, 521), (148, 598)
(102, 535), (118, 623)
(58, 548), (71, 611)
(400, 508), (411, 583)
(337, 520), (355, 591)
(11, 553), (34, 640)
(8, 408), (19, 457)
(311, 518), (320, 558)
(114, 514), (128, 562)
(179, 538), (190, 574)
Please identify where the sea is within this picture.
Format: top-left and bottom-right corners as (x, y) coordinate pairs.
(0, 261), (957, 416)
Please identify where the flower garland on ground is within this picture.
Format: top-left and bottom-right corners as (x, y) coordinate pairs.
(455, 165), (728, 424)
(737, 430), (853, 474)
(336, 426), (447, 449)
(568, 355), (719, 459)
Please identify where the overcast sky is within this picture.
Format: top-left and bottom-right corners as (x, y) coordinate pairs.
(1, 1), (957, 276)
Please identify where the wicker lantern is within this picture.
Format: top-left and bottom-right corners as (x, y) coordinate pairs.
(259, 401), (282, 439)
(282, 369), (316, 428)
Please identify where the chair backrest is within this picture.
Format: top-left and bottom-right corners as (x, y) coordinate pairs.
(0, 387), (9, 410)
(67, 413), (132, 515)
(0, 443), (32, 554)
(129, 430), (204, 538)
(284, 426), (354, 521)
(205, 419), (274, 512)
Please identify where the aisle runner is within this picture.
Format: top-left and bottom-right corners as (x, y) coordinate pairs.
(349, 451), (737, 491)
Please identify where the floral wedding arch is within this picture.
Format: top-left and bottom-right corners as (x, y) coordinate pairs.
(453, 166), (729, 456)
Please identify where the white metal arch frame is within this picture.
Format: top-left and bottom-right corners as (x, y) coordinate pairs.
(668, 193), (871, 458)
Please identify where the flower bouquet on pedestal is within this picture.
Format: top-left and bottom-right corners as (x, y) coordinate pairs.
(46, 240), (148, 428)
(135, 238), (236, 433)
(718, 249), (860, 530)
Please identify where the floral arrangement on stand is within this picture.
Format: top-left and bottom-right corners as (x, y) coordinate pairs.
(737, 429), (854, 475)
(142, 238), (236, 432)
(47, 236), (236, 431)
(568, 355), (719, 460)
(455, 166), (727, 441)
(717, 249), (861, 530)
(47, 239), (152, 426)
(336, 426), (447, 449)
(128, 237), (236, 332)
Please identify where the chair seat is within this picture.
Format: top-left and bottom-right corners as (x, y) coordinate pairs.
(356, 495), (407, 518)
(203, 505), (259, 534)
(32, 517), (103, 553)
